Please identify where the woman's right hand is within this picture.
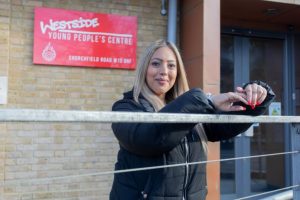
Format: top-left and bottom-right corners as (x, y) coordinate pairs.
(210, 92), (248, 112)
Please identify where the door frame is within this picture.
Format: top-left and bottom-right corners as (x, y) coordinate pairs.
(221, 27), (296, 198)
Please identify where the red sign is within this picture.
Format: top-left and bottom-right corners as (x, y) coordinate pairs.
(33, 7), (137, 69)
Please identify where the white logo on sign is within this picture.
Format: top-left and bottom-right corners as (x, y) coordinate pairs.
(40, 18), (99, 34)
(42, 42), (56, 62)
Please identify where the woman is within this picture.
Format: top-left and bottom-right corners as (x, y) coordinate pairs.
(110, 39), (275, 200)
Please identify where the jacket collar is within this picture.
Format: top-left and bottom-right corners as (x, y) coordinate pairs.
(123, 90), (155, 112)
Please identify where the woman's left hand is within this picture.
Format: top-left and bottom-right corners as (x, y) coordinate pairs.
(210, 83), (267, 112)
(236, 82), (268, 109)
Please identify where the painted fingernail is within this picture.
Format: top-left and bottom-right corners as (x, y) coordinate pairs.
(248, 100), (251, 105)
(251, 105), (255, 109)
(256, 102), (261, 106)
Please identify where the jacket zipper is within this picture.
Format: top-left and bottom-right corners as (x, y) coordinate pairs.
(183, 136), (189, 200)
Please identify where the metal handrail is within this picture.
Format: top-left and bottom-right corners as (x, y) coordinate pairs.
(0, 108), (300, 123)
(0, 108), (299, 199)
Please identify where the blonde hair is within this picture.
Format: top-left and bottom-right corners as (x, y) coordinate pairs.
(133, 39), (189, 111)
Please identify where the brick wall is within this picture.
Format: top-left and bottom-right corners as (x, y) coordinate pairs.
(0, 0), (167, 199)
(0, 0), (10, 196)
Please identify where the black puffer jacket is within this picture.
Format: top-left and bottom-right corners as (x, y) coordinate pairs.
(110, 82), (275, 200)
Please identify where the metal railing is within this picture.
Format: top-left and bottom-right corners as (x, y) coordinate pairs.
(0, 108), (299, 200)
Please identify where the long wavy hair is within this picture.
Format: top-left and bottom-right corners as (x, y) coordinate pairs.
(133, 39), (189, 111)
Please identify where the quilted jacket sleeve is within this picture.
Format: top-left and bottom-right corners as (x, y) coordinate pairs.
(112, 81), (275, 155)
(111, 88), (214, 156)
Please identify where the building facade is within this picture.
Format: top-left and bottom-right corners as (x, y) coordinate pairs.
(0, 0), (299, 199)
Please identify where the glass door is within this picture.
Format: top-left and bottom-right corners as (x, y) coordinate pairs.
(220, 35), (236, 198)
(221, 35), (287, 199)
(295, 34), (300, 115)
(249, 37), (285, 193)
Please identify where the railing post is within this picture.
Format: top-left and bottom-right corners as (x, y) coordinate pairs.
(292, 123), (300, 200)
